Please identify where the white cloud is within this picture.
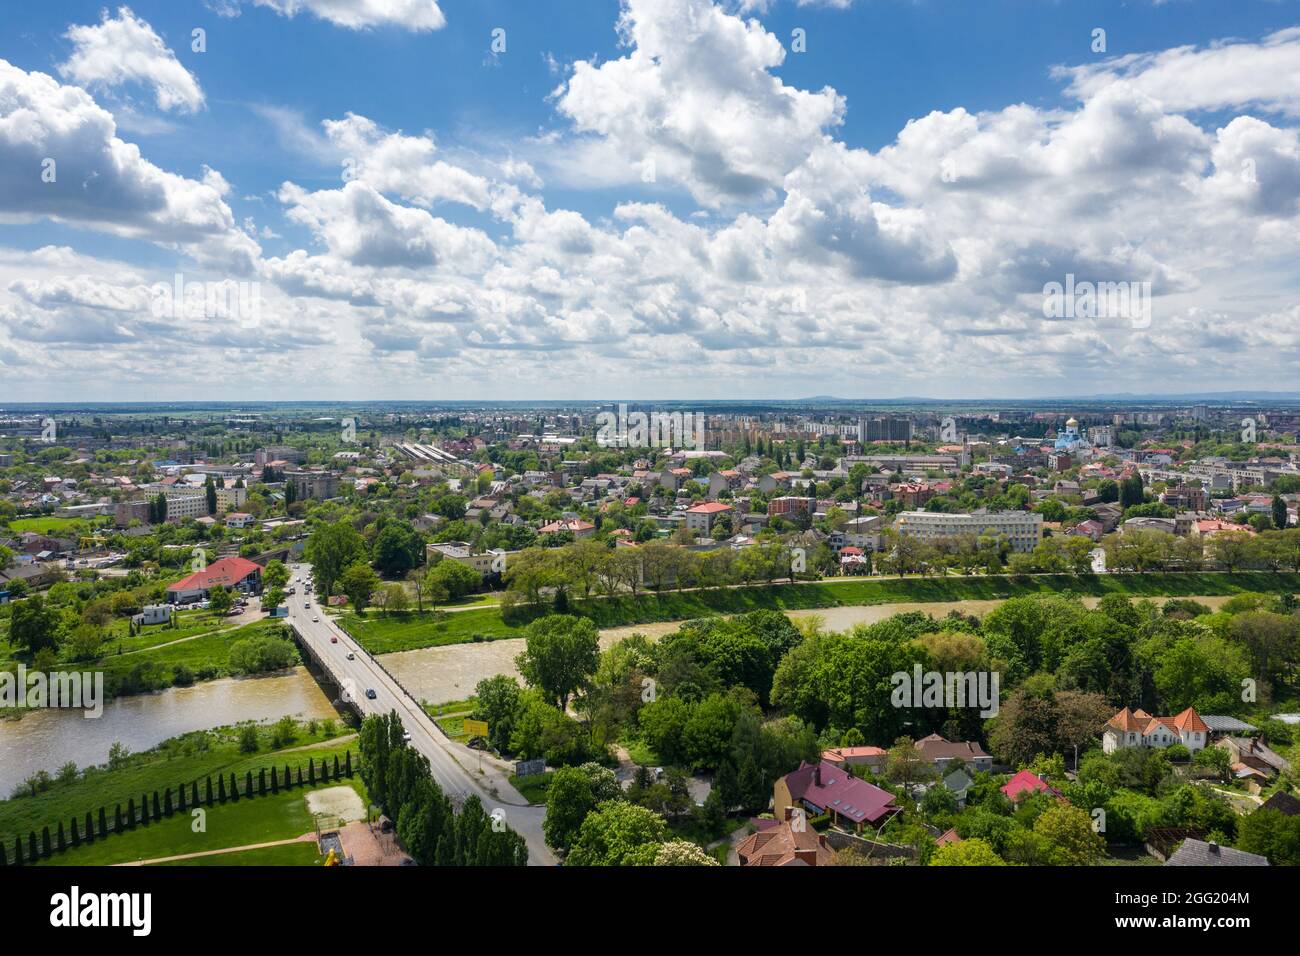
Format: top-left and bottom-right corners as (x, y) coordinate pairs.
(0, 60), (258, 270)
(59, 7), (205, 114)
(236, 0), (446, 31)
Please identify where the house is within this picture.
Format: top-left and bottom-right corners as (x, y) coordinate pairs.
(821, 746), (887, 771)
(913, 733), (993, 773)
(537, 518), (596, 539)
(1164, 838), (1269, 867)
(735, 813), (835, 866)
(166, 556), (263, 604)
(225, 512), (254, 528)
(1218, 736), (1290, 786)
(1001, 770), (1063, 803)
(684, 501), (732, 536)
(941, 768), (974, 807)
(1258, 791), (1300, 817)
(132, 604), (173, 627)
(936, 827), (962, 847)
(1101, 706), (1209, 754)
(774, 761), (899, 832)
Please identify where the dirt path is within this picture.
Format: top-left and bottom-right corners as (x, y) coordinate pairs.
(114, 833), (315, 866)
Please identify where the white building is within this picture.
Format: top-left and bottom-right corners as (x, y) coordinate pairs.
(892, 510), (1043, 553)
(1101, 707), (1209, 755)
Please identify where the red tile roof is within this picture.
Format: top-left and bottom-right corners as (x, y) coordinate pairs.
(167, 556), (262, 594)
(784, 761), (898, 825)
(1000, 770), (1062, 802)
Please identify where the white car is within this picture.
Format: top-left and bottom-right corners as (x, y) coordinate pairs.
(312, 616), (320, 622)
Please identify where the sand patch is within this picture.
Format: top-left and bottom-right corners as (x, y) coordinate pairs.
(306, 785), (366, 823)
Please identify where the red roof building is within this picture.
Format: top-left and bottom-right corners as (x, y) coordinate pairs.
(166, 557), (263, 603)
(774, 760), (899, 831)
(1000, 770), (1064, 803)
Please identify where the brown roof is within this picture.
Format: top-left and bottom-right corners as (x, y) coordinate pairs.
(736, 820), (834, 867)
(914, 735), (991, 763)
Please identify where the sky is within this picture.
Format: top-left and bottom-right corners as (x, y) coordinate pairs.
(1, 0), (1300, 402)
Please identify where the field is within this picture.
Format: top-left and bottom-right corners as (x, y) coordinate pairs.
(341, 571), (1300, 655)
(0, 721), (356, 841)
(34, 778), (367, 866)
(5, 516), (104, 535)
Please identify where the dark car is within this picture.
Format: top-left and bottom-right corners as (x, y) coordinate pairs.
(365, 688), (377, 700)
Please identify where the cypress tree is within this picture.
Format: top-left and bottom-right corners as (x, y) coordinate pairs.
(41, 826), (51, 857)
(141, 793), (150, 824)
(258, 768), (267, 794)
(206, 776), (214, 805)
(70, 818), (80, 846)
(218, 775), (227, 802)
(177, 785), (186, 812)
(296, 766), (303, 786)
(0, 841), (6, 866)
(56, 822), (66, 852)
(230, 772), (239, 801)
(152, 791), (162, 820)
(164, 787), (174, 816)
(192, 781), (200, 807)
(270, 766), (279, 794)
(285, 763), (292, 789)
(28, 832), (38, 861)
(98, 807), (108, 838)
(334, 755), (341, 777)
(245, 771), (253, 798)
(84, 812), (95, 845)
(308, 760), (316, 784)
(14, 838), (23, 867)
(115, 804), (124, 831)
(127, 798), (136, 827)
(345, 752), (353, 776)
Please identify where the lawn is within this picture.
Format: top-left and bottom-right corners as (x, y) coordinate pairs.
(6, 516), (103, 535)
(157, 840), (325, 866)
(0, 722), (356, 842)
(342, 571), (1300, 655)
(35, 778), (367, 866)
(509, 772), (553, 805)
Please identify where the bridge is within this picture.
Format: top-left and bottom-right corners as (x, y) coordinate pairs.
(284, 562), (554, 865)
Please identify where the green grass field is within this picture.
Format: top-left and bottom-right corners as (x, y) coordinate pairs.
(509, 772), (553, 805)
(5, 516), (103, 535)
(1, 724), (355, 842)
(341, 571), (1300, 655)
(35, 778), (366, 866)
(156, 840), (325, 866)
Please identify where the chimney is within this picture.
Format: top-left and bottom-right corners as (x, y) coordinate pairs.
(1208, 841), (1220, 854)
(813, 764), (821, 787)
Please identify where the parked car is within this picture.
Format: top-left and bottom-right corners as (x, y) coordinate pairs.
(346, 652), (355, 660)
(330, 636), (338, 643)
(365, 688), (377, 700)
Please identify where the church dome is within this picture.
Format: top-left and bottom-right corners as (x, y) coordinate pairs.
(1065, 417), (1079, 428)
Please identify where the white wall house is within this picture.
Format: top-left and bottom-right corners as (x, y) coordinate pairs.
(1101, 707), (1209, 754)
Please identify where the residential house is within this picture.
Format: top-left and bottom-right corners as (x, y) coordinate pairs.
(1165, 839), (1269, 867)
(774, 761), (900, 832)
(914, 734), (993, 773)
(1001, 770), (1064, 803)
(735, 813), (835, 867)
(166, 557), (263, 604)
(684, 501), (732, 536)
(1101, 707), (1209, 754)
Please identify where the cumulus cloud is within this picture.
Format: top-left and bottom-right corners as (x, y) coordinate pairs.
(230, 0), (446, 31)
(0, 60), (258, 269)
(59, 7), (205, 113)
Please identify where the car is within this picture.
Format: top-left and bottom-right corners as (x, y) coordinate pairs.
(346, 652), (355, 660)
(304, 602), (310, 608)
(330, 636), (338, 643)
(365, 688), (377, 700)
(313, 616), (320, 623)
(402, 731), (412, 743)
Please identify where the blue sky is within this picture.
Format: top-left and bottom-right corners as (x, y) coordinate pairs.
(2, 0), (1300, 400)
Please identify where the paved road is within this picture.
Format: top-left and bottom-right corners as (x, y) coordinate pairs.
(285, 563), (554, 865)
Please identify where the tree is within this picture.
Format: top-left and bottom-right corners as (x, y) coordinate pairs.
(340, 561), (381, 614)
(1033, 804), (1106, 865)
(1273, 495), (1289, 531)
(204, 475), (217, 516)
(544, 766), (597, 853)
(653, 840), (720, 866)
(473, 675), (522, 752)
(429, 559), (481, 600)
(208, 586), (233, 616)
(564, 800), (666, 866)
(1237, 808), (1300, 866)
(930, 838), (1006, 866)
(372, 521), (423, 578)
(263, 559), (289, 590)
(304, 521), (367, 597)
(8, 596), (60, 655)
(514, 615), (600, 711)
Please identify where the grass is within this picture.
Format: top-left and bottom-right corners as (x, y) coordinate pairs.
(509, 772), (553, 805)
(6, 516), (103, 535)
(36, 779), (366, 866)
(622, 738), (662, 768)
(0, 721), (355, 842)
(157, 841), (325, 866)
(341, 571), (1300, 656)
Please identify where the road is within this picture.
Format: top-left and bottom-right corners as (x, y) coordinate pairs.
(285, 563), (554, 865)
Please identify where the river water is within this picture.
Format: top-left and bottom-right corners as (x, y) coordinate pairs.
(0, 594), (1236, 793)
(0, 667), (340, 795)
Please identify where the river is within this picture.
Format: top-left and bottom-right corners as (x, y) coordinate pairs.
(0, 593), (1237, 793)
(0, 667), (340, 796)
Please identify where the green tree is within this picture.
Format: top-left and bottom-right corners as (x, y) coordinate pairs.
(340, 561), (381, 614)
(564, 800), (666, 866)
(544, 766), (597, 853)
(930, 837), (1006, 866)
(304, 520), (367, 597)
(514, 615), (600, 711)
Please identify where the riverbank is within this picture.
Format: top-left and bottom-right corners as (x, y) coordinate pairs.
(342, 570), (1300, 655)
(0, 719), (358, 852)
